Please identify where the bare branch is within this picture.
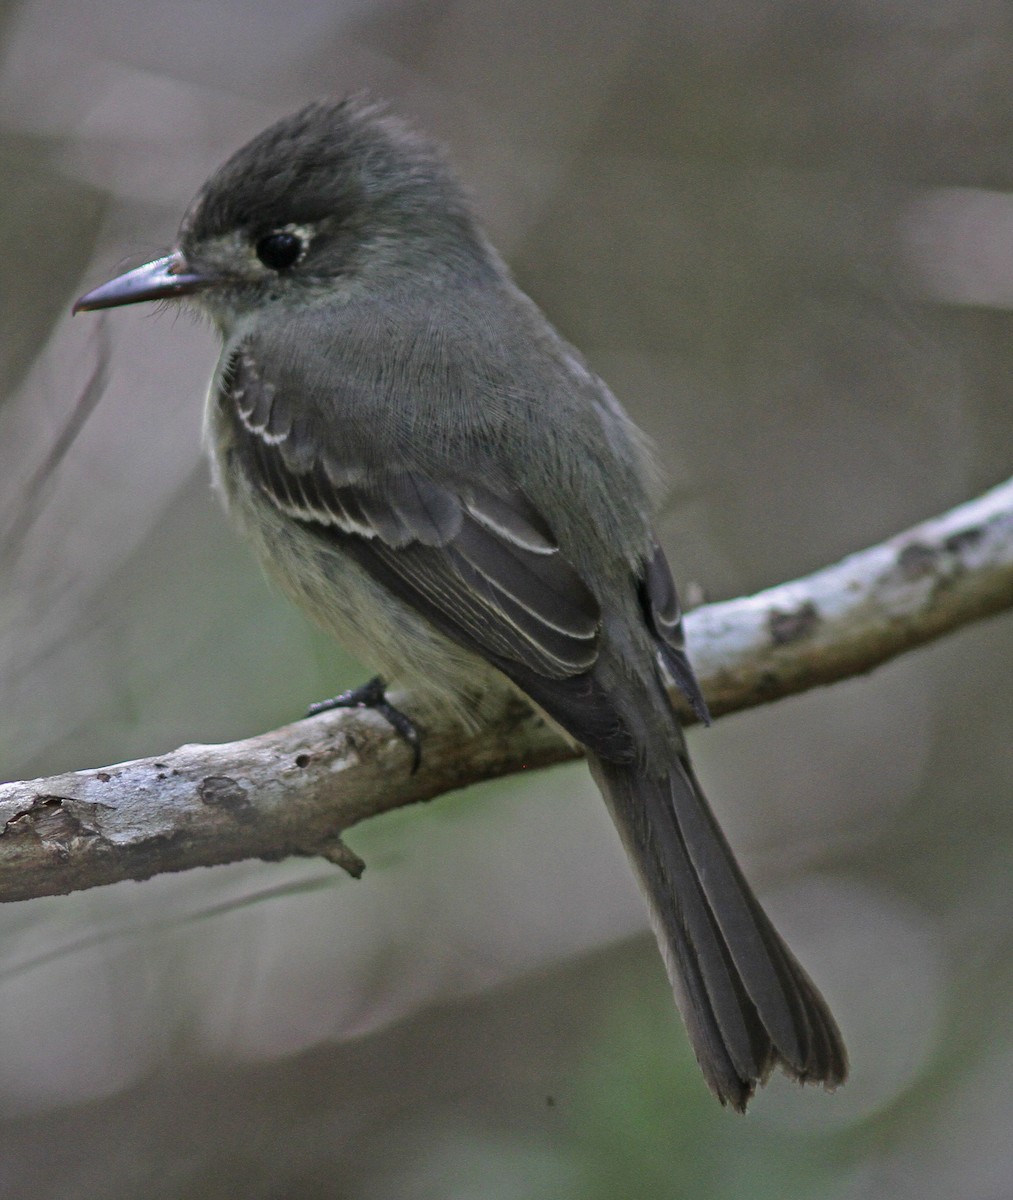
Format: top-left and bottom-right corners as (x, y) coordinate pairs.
(2, 475), (1011, 903)
(690, 474), (1013, 713)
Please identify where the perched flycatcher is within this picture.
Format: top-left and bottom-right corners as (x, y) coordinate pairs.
(75, 98), (847, 1110)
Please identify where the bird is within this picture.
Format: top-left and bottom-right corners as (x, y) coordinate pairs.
(75, 97), (847, 1110)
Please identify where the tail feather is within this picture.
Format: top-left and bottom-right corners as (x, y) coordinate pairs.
(591, 754), (847, 1111)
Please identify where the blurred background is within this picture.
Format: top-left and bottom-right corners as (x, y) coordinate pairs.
(1, 1), (1011, 1196)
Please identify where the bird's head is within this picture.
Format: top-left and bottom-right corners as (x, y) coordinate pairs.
(74, 97), (491, 329)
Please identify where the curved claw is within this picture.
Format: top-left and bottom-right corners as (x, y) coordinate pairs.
(306, 676), (422, 773)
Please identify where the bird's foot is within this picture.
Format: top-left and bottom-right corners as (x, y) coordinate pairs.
(305, 676), (422, 773)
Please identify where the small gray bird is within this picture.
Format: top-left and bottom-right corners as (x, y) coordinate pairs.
(75, 98), (847, 1110)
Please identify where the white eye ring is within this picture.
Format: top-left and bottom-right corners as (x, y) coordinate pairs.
(254, 224), (313, 270)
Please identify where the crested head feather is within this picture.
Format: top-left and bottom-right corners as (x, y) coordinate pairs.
(179, 96), (478, 248)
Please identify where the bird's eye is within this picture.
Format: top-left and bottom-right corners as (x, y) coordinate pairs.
(255, 230), (304, 271)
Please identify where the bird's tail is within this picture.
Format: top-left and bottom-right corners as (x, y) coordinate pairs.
(590, 753), (848, 1111)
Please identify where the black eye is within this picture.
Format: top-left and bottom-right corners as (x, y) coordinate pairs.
(255, 230), (304, 270)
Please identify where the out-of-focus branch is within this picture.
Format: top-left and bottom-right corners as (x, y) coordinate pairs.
(0, 317), (111, 575)
(2, 476), (1011, 904)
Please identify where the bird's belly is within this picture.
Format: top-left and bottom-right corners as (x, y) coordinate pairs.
(210, 442), (507, 727)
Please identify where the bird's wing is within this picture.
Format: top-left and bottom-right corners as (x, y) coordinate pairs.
(221, 341), (636, 760)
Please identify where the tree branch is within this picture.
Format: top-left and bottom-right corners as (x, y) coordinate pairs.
(3, 476), (1011, 903)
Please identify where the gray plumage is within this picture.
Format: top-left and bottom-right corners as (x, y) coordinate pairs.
(76, 97), (847, 1111)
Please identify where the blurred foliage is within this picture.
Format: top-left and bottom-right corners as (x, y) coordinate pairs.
(1, 1), (1011, 1197)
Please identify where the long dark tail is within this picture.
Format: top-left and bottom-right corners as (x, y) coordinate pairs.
(590, 752), (848, 1111)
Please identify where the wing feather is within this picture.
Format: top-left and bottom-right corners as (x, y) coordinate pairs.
(222, 341), (604, 684)
(640, 539), (710, 724)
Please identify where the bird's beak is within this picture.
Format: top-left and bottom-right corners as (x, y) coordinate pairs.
(73, 251), (212, 313)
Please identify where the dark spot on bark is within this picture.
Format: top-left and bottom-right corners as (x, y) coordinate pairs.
(295, 754), (311, 768)
(768, 601), (820, 645)
(198, 776), (251, 817)
(898, 541), (937, 579)
(944, 527), (983, 555)
(96, 771), (111, 783)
